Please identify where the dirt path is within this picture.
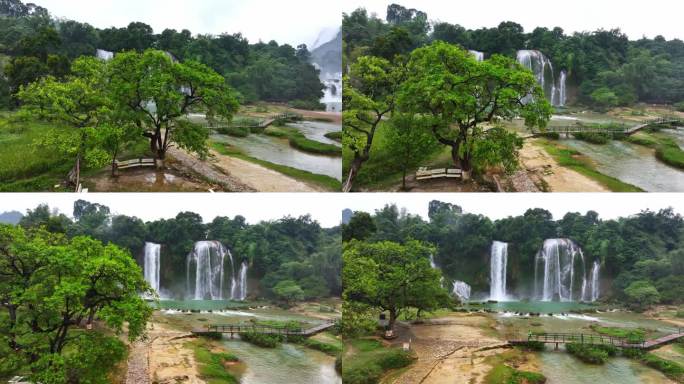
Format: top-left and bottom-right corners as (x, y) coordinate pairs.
(167, 147), (255, 192)
(393, 314), (509, 384)
(519, 140), (609, 192)
(209, 150), (326, 192)
(126, 322), (204, 384)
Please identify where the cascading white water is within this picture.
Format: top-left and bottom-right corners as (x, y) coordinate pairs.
(535, 239), (587, 302)
(559, 70), (567, 107)
(237, 262), (248, 301)
(429, 254), (437, 269)
(490, 241), (508, 301)
(186, 241), (248, 300)
(144, 242), (161, 293)
(469, 50), (484, 62)
(96, 49), (113, 61)
(590, 261), (600, 301)
(187, 241), (226, 300)
(452, 280), (471, 301)
(516, 50), (566, 107)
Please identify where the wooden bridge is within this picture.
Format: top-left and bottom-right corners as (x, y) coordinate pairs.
(192, 319), (337, 338)
(509, 331), (684, 350)
(208, 112), (303, 130)
(531, 117), (684, 136)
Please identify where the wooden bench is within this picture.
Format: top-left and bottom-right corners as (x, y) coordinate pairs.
(114, 158), (156, 170)
(416, 167), (462, 180)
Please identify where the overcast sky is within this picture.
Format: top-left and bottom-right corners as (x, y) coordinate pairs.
(0, 193), (344, 227)
(35, 0), (342, 47)
(349, 0), (683, 40)
(343, 193), (684, 221)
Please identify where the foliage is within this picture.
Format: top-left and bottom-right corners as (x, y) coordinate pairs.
(383, 113), (441, 189)
(190, 339), (239, 384)
(343, 240), (449, 330)
(590, 325), (647, 343)
(624, 280), (661, 311)
(566, 343), (616, 364)
(272, 280), (305, 306)
(342, 338), (414, 384)
(0, 224), (152, 381)
(238, 331), (284, 348)
(398, 41), (550, 173)
(640, 353), (684, 382)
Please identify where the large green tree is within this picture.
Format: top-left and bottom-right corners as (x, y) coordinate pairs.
(343, 240), (447, 330)
(108, 49), (239, 165)
(0, 224), (152, 381)
(343, 56), (402, 192)
(398, 41), (552, 178)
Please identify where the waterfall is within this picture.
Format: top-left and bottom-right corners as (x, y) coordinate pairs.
(516, 50), (566, 107)
(535, 239), (587, 302)
(590, 261), (600, 301)
(144, 242), (161, 293)
(429, 254), (437, 269)
(452, 280), (471, 301)
(186, 241), (248, 300)
(96, 49), (113, 61)
(187, 241), (226, 300)
(469, 50), (484, 62)
(489, 241), (508, 301)
(559, 70), (567, 107)
(237, 262), (248, 301)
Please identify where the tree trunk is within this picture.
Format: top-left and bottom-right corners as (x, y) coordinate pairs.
(401, 168), (407, 191)
(343, 155), (366, 192)
(388, 309), (397, 331)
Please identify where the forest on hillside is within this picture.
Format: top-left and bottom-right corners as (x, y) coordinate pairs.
(0, 0), (325, 109)
(343, 3), (684, 106)
(343, 201), (684, 309)
(6, 200), (342, 301)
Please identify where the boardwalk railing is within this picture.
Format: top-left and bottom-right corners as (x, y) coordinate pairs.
(208, 112), (304, 130)
(531, 117), (684, 136)
(510, 331), (684, 350)
(193, 319), (337, 337)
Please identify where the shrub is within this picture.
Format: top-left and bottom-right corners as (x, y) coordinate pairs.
(566, 343), (611, 364)
(674, 101), (684, 112)
(518, 341), (545, 351)
(239, 331), (284, 348)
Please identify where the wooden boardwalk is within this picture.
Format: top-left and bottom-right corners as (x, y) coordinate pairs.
(509, 331), (684, 350)
(192, 320), (337, 338)
(531, 117), (684, 136)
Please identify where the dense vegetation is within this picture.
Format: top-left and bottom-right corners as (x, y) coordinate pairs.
(0, 222), (153, 382)
(342, 201), (684, 310)
(342, 4), (554, 191)
(0, 0), (324, 109)
(3, 200), (342, 302)
(343, 3), (684, 106)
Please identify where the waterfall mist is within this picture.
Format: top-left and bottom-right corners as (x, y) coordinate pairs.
(452, 280), (471, 301)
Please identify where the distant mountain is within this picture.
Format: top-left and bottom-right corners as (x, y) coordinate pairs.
(342, 208), (352, 224)
(0, 210), (22, 225)
(311, 29), (342, 78)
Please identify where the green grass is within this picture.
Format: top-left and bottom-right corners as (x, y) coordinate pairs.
(264, 126), (341, 156)
(189, 339), (240, 384)
(324, 131), (342, 141)
(210, 141), (340, 191)
(216, 125), (250, 137)
(625, 132), (684, 170)
(566, 342), (617, 364)
(590, 325), (648, 343)
(343, 338), (414, 384)
(640, 353), (684, 382)
(483, 349), (546, 384)
(538, 139), (643, 192)
(302, 335), (343, 356)
(656, 145), (684, 169)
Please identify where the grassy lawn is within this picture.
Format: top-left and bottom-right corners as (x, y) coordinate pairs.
(264, 125), (341, 156)
(537, 139), (643, 192)
(483, 349), (546, 384)
(0, 113), (73, 191)
(342, 338), (414, 384)
(626, 131), (684, 170)
(210, 141), (340, 191)
(589, 325), (649, 343)
(188, 338), (241, 384)
(0, 112), (152, 191)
